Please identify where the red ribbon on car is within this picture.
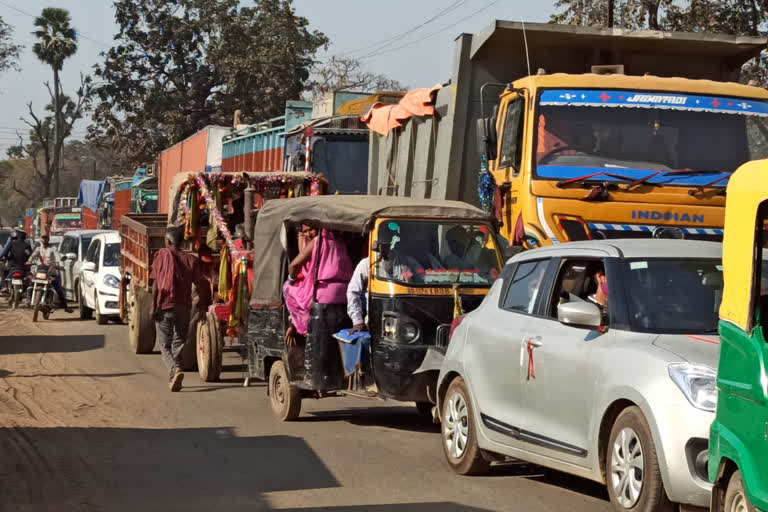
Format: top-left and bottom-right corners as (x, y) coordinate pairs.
(526, 338), (536, 380)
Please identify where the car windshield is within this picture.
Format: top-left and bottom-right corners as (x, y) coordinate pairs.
(103, 243), (120, 267)
(623, 258), (723, 334)
(535, 89), (768, 186)
(0, 231), (11, 247)
(374, 220), (500, 285)
(81, 237), (93, 255)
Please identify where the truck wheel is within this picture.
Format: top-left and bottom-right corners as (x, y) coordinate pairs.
(269, 360), (301, 421)
(79, 286), (92, 320)
(441, 377), (490, 475)
(196, 312), (222, 382)
(606, 406), (674, 512)
(723, 470), (757, 512)
(128, 286), (155, 354)
(32, 290), (42, 322)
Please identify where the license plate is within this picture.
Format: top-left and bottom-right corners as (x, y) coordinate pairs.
(35, 273), (47, 280)
(11, 279), (22, 285)
(33, 280), (47, 285)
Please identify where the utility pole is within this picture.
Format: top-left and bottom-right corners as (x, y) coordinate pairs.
(607, 0), (615, 27)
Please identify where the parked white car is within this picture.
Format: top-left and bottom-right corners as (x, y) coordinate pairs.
(437, 239), (721, 511)
(79, 231), (121, 324)
(59, 230), (112, 302)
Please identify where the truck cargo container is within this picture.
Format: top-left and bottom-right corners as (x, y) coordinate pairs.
(221, 101), (312, 174)
(157, 125), (228, 214)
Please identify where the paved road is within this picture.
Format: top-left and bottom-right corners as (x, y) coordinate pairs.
(0, 305), (612, 512)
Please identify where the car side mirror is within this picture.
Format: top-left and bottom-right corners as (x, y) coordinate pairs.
(557, 301), (602, 328)
(65, 252), (77, 261)
(81, 261), (96, 272)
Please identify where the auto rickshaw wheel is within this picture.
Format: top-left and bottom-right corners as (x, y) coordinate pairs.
(196, 312), (221, 381)
(723, 470), (757, 512)
(441, 377), (489, 475)
(415, 402), (434, 420)
(128, 286), (155, 354)
(269, 360), (301, 421)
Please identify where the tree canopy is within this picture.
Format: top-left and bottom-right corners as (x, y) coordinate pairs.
(306, 56), (407, 101)
(0, 15), (22, 73)
(551, 0), (768, 84)
(90, 0), (328, 168)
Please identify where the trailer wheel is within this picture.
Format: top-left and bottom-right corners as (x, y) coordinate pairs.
(128, 286), (155, 354)
(269, 360), (301, 421)
(196, 312), (222, 382)
(179, 312), (199, 372)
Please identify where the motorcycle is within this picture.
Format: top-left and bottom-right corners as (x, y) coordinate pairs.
(30, 265), (57, 322)
(5, 267), (28, 310)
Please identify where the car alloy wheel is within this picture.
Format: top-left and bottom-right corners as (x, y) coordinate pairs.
(611, 427), (645, 508)
(443, 391), (469, 459)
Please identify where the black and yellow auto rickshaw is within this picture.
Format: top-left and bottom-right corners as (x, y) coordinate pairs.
(246, 196), (505, 421)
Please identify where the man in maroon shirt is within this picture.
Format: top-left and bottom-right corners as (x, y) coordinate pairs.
(150, 227), (209, 391)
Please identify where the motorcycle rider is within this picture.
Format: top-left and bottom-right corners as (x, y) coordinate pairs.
(1, 230), (31, 295)
(27, 234), (72, 313)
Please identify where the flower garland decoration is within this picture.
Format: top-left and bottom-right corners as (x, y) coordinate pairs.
(195, 174), (237, 254)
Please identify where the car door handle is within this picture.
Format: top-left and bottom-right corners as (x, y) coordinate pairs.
(528, 336), (543, 348)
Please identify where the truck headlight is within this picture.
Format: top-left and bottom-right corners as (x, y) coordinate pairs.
(103, 275), (120, 289)
(668, 363), (717, 412)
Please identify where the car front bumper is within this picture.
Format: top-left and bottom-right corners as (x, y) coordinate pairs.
(653, 403), (713, 507)
(96, 287), (120, 316)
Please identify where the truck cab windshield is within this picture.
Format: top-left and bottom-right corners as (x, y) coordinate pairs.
(375, 220), (500, 285)
(535, 89), (768, 184)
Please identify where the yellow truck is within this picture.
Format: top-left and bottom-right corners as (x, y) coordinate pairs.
(367, 21), (768, 247)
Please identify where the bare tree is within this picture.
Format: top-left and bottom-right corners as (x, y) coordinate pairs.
(306, 56), (407, 100)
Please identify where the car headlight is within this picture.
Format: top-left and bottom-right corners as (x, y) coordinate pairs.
(668, 363), (717, 412)
(103, 275), (120, 289)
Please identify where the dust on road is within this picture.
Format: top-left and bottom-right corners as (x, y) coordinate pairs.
(0, 305), (611, 512)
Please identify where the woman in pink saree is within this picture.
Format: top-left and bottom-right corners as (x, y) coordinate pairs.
(283, 225), (354, 345)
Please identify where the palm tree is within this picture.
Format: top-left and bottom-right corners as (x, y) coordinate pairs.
(32, 7), (77, 196)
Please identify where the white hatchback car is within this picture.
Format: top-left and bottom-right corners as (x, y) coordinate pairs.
(79, 231), (121, 324)
(437, 239), (721, 512)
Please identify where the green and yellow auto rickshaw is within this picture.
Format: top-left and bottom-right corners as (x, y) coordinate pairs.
(710, 159), (768, 512)
(245, 195), (506, 421)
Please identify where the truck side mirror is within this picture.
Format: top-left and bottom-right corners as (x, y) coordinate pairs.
(476, 106), (498, 162)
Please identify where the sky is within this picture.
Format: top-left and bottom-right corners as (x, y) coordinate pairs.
(0, 0), (555, 154)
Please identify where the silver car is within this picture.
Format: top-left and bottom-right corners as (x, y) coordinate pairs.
(437, 240), (720, 511)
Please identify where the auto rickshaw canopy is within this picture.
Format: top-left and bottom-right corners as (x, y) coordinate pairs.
(720, 159), (768, 332)
(249, 195), (495, 307)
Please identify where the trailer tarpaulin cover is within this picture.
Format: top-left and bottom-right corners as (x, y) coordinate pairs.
(77, 180), (106, 212)
(361, 85), (442, 136)
(250, 195), (492, 307)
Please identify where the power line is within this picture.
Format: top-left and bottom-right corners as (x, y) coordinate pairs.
(0, 0), (111, 48)
(332, 0), (468, 58)
(359, 0), (504, 60)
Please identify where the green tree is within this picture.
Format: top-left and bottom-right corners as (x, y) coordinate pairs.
(32, 7), (79, 196)
(90, 0), (328, 168)
(551, 0), (768, 84)
(0, 15), (22, 73)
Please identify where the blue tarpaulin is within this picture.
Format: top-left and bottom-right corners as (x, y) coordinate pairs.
(77, 180), (106, 212)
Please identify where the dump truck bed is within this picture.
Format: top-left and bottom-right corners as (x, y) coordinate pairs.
(119, 213), (167, 289)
